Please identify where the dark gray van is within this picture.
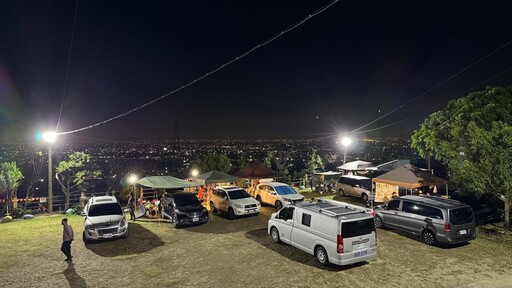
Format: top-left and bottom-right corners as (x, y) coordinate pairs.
(373, 195), (476, 245)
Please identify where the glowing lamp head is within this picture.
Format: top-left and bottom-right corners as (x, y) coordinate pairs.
(340, 136), (352, 147)
(127, 174), (138, 185)
(190, 169), (199, 178)
(42, 131), (57, 143)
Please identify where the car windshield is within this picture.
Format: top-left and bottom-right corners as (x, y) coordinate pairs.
(228, 189), (251, 200)
(88, 203), (122, 216)
(173, 194), (201, 207)
(275, 185), (297, 195)
(450, 207), (474, 225)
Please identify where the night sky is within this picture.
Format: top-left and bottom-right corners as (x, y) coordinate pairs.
(1, 0), (511, 142)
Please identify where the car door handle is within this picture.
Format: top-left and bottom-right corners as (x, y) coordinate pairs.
(425, 218), (432, 222)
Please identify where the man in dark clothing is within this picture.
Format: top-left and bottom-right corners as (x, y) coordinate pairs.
(127, 195), (136, 221)
(61, 218), (74, 261)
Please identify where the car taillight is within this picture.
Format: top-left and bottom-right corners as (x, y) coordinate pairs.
(370, 210), (376, 217)
(337, 234), (344, 254)
(445, 223), (451, 232)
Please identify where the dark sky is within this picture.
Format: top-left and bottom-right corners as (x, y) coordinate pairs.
(1, 0), (512, 142)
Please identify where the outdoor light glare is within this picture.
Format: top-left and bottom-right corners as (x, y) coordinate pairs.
(128, 174), (139, 185)
(42, 131), (57, 143)
(190, 169), (199, 177)
(341, 136), (352, 147)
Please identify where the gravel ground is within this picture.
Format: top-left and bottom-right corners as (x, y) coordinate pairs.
(1, 200), (512, 288)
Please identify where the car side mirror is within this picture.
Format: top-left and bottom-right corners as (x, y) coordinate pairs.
(80, 211), (86, 216)
(384, 205), (389, 210)
(270, 191), (276, 195)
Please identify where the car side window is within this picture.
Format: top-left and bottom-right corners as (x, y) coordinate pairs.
(278, 207), (294, 220)
(420, 205), (444, 220)
(268, 186), (275, 193)
(403, 201), (421, 215)
(302, 213), (311, 227)
(387, 200), (400, 211)
(220, 191), (227, 199)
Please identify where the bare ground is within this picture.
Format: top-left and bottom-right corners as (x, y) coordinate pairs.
(1, 202), (512, 288)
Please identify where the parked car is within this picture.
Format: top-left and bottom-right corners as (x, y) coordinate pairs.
(373, 195), (476, 245)
(254, 182), (304, 210)
(268, 198), (377, 266)
(82, 196), (128, 243)
(337, 175), (373, 202)
(450, 191), (503, 225)
(160, 192), (208, 228)
(210, 186), (261, 219)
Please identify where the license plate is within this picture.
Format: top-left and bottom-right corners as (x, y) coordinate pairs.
(459, 229), (467, 235)
(192, 217), (199, 222)
(354, 250), (368, 258)
(353, 243), (365, 250)
(103, 233), (113, 238)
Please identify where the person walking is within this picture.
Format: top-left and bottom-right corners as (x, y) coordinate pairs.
(127, 195), (136, 221)
(61, 218), (74, 261)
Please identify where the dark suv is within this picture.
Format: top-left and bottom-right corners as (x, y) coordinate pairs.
(160, 192), (208, 228)
(373, 195), (476, 245)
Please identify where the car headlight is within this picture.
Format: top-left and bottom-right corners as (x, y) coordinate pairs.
(256, 202), (261, 206)
(202, 208), (207, 214)
(175, 209), (186, 215)
(87, 224), (95, 231)
(235, 204), (243, 209)
(120, 218), (127, 226)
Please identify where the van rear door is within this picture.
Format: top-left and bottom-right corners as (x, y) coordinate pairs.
(341, 217), (376, 258)
(448, 206), (476, 241)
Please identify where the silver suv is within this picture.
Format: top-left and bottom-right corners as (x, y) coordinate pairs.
(82, 196), (128, 243)
(373, 195), (476, 245)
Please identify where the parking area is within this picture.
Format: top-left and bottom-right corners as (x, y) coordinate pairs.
(1, 199), (512, 288)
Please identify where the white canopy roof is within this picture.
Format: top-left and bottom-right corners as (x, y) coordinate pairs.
(337, 160), (375, 171)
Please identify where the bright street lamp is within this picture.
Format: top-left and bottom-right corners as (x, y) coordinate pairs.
(42, 131), (57, 213)
(190, 169), (199, 178)
(339, 136), (352, 165)
(127, 174), (139, 185)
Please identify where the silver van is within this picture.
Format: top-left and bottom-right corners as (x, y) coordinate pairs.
(337, 175), (373, 202)
(373, 195), (476, 245)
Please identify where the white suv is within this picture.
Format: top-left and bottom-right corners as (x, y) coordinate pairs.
(254, 182), (304, 210)
(210, 186), (261, 219)
(82, 196), (128, 243)
(268, 198), (377, 266)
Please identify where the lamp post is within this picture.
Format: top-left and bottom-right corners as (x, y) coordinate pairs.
(127, 174), (139, 203)
(190, 168), (199, 178)
(340, 136), (352, 165)
(42, 131), (57, 213)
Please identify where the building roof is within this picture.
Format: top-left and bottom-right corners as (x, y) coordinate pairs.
(372, 164), (447, 188)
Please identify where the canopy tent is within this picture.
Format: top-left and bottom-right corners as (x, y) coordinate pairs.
(313, 171), (342, 176)
(337, 160), (376, 171)
(233, 165), (284, 179)
(195, 170), (238, 184)
(375, 159), (410, 172)
(136, 176), (200, 189)
(372, 164), (447, 188)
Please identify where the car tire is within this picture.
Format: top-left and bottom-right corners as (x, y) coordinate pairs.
(315, 246), (329, 266)
(256, 195), (262, 205)
(374, 216), (384, 228)
(210, 201), (217, 214)
(361, 193), (369, 203)
(339, 188), (345, 196)
(422, 230), (437, 246)
(275, 201), (283, 211)
(228, 208), (236, 220)
(172, 213), (179, 228)
(82, 231), (90, 244)
(270, 227), (281, 243)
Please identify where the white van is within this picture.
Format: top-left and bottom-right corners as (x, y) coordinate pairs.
(268, 198), (377, 266)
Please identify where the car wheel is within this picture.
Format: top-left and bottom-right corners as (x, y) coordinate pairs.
(361, 193), (369, 203)
(82, 231), (90, 244)
(256, 195), (262, 204)
(315, 246), (329, 266)
(210, 201), (217, 213)
(270, 227), (280, 243)
(275, 201), (283, 211)
(228, 208), (236, 220)
(422, 230), (437, 245)
(172, 213), (179, 228)
(339, 188), (345, 196)
(374, 216), (384, 228)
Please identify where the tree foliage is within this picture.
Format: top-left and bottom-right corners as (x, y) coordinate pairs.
(0, 161), (24, 215)
(197, 153), (231, 174)
(411, 87), (512, 227)
(22, 151), (45, 209)
(55, 152), (101, 210)
(305, 148), (324, 174)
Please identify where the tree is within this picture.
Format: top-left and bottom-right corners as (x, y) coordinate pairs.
(197, 153), (231, 173)
(22, 151), (45, 209)
(411, 87), (512, 227)
(305, 148), (324, 174)
(238, 151), (253, 169)
(0, 162), (24, 216)
(263, 151), (275, 169)
(55, 152), (101, 210)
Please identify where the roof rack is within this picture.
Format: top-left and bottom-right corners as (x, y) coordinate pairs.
(297, 198), (365, 217)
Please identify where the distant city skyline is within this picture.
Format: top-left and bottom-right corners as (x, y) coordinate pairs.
(1, 1), (511, 143)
